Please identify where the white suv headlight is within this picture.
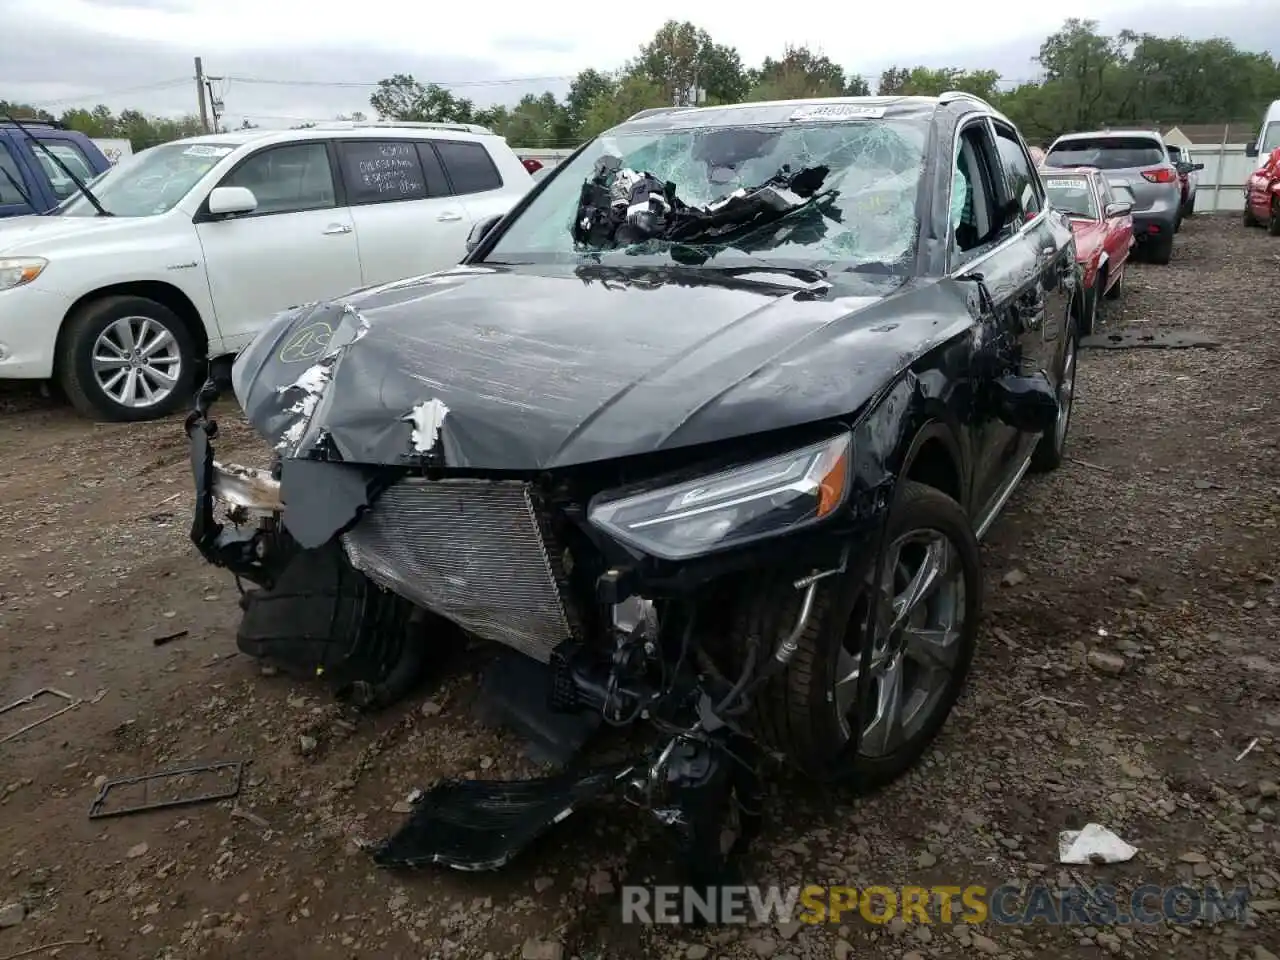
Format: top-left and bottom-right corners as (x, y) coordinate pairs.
(587, 432), (852, 560)
(0, 257), (48, 291)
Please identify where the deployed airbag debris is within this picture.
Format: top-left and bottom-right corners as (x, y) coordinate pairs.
(574, 155), (830, 250)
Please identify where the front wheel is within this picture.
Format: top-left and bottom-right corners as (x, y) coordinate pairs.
(1243, 204), (1258, 228)
(733, 481), (982, 788)
(58, 295), (199, 422)
(1269, 200), (1280, 237)
(1031, 321), (1078, 473)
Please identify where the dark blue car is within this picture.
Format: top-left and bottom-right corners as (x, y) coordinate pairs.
(0, 121), (112, 217)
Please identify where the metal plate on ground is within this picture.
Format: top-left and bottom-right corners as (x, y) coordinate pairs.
(1080, 330), (1221, 350)
(88, 761), (244, 819)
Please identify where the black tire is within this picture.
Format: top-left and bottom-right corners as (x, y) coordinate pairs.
(1145, 235), (1174, 265)
(1174, 214), (1182, 234)
(1104, 262), (1125, 301)
(1079, 281), (1098, 335)
(1243, 205), (1258, 228)
(1185, 194), (1196, 217)
(1269, 200), (1280, 237)
(731, 480), (982, 789)
(1031, 317), (1078, 473)
(58, 295), (199, 422)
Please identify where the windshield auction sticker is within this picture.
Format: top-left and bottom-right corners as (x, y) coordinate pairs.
(789, 104), (887, 121)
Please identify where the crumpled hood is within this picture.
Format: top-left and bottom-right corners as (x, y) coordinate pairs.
(231, 264), (975, 470)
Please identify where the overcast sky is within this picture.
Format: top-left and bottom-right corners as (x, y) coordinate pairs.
(2, 0), (1277, 130)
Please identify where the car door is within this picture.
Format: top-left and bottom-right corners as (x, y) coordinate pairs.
(337, 138), (472, 286)
(948, 118), (1037, 515)
(991, 119), (1068, 380)
(194, 140), (363, 348)
(1098, 179), (1133, 271)
(433, 139), (516, 225)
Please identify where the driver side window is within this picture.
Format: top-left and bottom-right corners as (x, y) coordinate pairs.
(219, 142), (337, 216)
(949, 121), (1003, 268)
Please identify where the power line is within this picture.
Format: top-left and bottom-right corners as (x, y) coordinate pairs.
(35, 78), (191, 107)
(223, 74), (579, 89)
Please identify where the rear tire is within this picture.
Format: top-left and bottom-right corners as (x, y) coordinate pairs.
(1104, 262), (1125, 301)
(1031, 317), (1078, 473)
(1243, 204), (1258, 228)
(58, 295), (199, 422)
(733, 481), (982, 789)
(1145, 235), (1174, 265)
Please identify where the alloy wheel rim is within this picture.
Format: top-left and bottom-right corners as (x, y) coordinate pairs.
(91, 315), (182, 409)
(833, 528), (967, 758)
(1055, 337), (1077, 451)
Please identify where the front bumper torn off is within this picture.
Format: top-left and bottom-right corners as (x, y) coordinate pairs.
(187, 385), (281, 585)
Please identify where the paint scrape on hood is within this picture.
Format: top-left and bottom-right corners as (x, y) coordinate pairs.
(405, 399), (450, 454)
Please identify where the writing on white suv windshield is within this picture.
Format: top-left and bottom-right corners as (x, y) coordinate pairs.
(59, 142), (234, 217)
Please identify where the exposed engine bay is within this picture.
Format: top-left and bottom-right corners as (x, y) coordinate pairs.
(186, 362), (874, 880)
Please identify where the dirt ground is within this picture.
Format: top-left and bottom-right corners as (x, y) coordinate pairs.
(1, 213), (1278, 960)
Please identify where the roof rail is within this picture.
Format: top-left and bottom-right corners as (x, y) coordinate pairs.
(937, 90), (996, 111)
(1, 117), (64, 129)
(310, 120), (494, 135)
(625, 106), (685, 122)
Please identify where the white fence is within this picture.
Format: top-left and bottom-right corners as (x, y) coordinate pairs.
(1182, 143), (1256, 212)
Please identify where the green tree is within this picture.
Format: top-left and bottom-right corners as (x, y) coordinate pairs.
(747, 45), (854, 101)
(877, 65), (1001, 100)
(369, 74), (475, 123)
(637, 20), (748, 105)
(580, 71), (667, 138)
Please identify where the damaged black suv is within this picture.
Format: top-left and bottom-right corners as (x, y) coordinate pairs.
(187, 93), (1081, 876)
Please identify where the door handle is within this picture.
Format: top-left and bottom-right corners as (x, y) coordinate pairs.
(437, 211), (464, 222)
(322, 224), (353, 235)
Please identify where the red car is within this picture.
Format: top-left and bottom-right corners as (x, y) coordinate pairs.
(1242, 146), (1280, 234)
(1039, 165), (1134, 333)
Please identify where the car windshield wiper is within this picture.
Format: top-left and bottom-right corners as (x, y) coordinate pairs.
(4, 113), (113, 216)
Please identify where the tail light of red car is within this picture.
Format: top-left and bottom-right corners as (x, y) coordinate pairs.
(1141, 167), (1178, 184)
(522, 158), (543, 173)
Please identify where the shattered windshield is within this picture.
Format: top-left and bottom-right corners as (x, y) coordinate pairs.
(484, 117), (929, 271)
(58, 141), (234, 217)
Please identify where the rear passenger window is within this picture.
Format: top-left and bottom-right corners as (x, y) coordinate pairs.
(435, 141), (502, 195)
(0, 144), (30, 205)
(414, 144), (451, 198)
(338, 140), (429, 204)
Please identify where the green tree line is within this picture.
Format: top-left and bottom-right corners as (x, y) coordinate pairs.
(4, 18), (1279, 153)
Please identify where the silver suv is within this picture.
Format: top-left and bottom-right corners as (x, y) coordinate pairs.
(1044, 129), (1182, 264)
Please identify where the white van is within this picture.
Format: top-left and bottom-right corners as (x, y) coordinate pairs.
(1246, 99), (1280, 160)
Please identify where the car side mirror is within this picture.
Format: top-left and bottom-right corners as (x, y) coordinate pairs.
(1245, 143), (1259, 158)
(1104, 201), (1132, 218)
(207, 186), (257, 217)
(1190, 162), (1205, 173)
(465, 214), (503, 254)
(993, 372), (1060, 435)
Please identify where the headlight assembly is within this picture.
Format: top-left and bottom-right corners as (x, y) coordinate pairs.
(587, 432), (852, 560)
(0, 257), (48, 291)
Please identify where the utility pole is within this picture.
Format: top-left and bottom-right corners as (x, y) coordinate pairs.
(195, 57), (210, 133)
(205, 76), (224, 133)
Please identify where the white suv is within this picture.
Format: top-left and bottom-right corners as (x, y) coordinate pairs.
(0, 122), (532, 421)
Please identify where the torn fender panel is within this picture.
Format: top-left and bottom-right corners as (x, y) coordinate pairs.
(232, 265), (976, 471)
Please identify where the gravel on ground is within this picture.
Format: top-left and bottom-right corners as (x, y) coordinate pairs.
(0, 213), (1277, 960)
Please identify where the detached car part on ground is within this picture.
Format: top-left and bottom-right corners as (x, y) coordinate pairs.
(187, 93), (1082, 879)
